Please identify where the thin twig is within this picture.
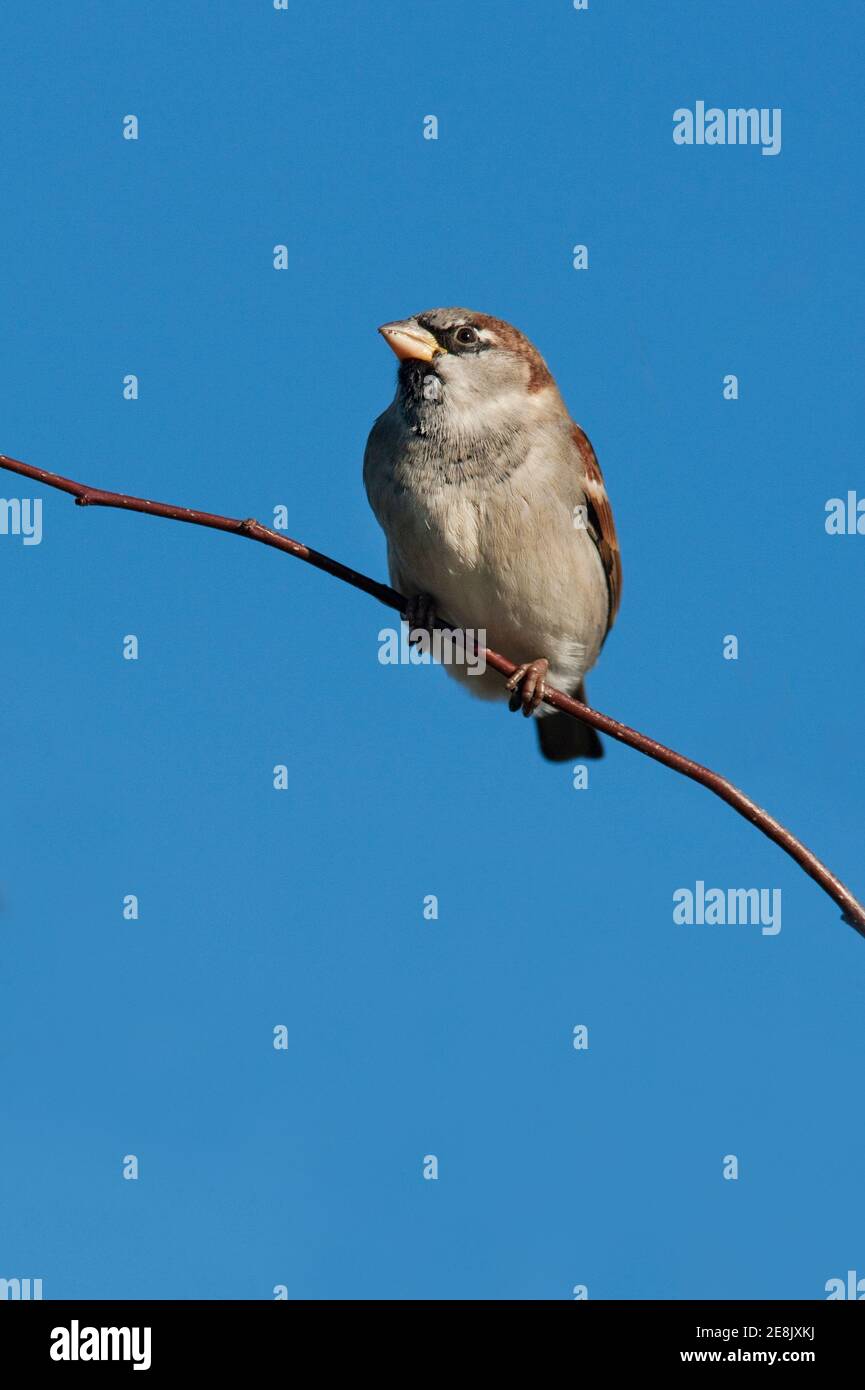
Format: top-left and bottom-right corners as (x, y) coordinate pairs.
(2, 450), (863, 940)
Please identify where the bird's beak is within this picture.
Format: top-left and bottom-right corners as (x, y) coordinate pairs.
(378, 319), (445, 363)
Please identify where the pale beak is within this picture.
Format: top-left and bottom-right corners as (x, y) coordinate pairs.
(378, 319), (445, 363)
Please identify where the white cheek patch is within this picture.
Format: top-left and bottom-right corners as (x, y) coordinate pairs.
(459, 385), (529, 432)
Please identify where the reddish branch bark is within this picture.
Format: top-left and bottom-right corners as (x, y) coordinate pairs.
(2, 450), (863, 940)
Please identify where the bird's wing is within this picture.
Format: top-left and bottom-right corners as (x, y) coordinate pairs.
(570, 423), (622, 633)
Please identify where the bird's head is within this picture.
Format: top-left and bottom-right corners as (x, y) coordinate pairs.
(378, 308), (558, 441)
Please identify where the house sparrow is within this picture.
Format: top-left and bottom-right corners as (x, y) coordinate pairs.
(363, 309), (621, 760)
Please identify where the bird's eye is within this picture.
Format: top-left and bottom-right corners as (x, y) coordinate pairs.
(454, 325), (478, 346)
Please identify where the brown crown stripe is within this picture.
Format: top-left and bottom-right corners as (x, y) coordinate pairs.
(470, 313), (554, 393)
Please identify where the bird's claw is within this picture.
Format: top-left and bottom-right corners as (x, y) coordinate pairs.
(402, 592), (438, 644)
(506, 658), (549, 716)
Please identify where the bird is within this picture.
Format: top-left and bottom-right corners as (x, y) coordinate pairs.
(363, 308), (621, 761)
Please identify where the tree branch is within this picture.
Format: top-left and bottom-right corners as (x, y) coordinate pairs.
(2, 449), (863, 941)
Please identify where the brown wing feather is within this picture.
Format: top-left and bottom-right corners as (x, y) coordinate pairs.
(570, 423), (622, 633)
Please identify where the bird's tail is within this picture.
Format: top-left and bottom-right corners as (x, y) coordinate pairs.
(536, 681), (603, 761)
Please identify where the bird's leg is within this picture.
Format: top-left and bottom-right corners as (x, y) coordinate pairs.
(506, 657), (549, 717)
(402, 592), (439, 645)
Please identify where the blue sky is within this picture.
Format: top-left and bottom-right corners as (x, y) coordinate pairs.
(1, 1), (863, 1300)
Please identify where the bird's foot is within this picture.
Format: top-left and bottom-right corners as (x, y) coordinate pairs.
(506, 657), (549, 716)
(402, 592), (438, 644)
